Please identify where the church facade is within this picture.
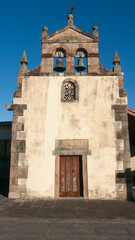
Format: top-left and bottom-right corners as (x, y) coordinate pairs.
(6, 14), (132, 199)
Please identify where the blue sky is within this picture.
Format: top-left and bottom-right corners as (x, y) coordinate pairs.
(0, 0), (134, 121)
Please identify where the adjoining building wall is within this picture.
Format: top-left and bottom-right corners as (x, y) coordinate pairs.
(128, 109), (135, 200)
(0, 122), (11, 196)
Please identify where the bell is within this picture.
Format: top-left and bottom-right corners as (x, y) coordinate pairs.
(75, 58), (86, 72)
(54, 58), (66, 72)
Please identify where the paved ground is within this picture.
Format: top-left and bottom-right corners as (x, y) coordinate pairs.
(0, 195), (135, 239)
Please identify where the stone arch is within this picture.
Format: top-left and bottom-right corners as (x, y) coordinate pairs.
(75, 48), (88, 57)
(75, 48), (88, 72)
(54, 48), (66, 58)
(53, 48), (66, 73)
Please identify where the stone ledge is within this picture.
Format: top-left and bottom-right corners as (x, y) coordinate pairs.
(6, 104), (27, 112)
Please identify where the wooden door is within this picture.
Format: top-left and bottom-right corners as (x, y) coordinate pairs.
(59, 156), (82, 197)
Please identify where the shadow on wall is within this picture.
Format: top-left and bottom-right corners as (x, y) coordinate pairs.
(0, 155), (10, 197)
(0, 139), (11, 197)
(116, 168), (133, 201)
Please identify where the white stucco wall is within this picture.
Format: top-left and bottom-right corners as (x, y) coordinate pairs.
(13, 75), (121, 198)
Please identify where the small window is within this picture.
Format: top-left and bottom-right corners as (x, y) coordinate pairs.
(61, 79), (79, 102)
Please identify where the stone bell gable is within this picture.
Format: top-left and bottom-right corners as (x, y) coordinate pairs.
(6, 13), (132, 200)
(40, 16), (99, 75)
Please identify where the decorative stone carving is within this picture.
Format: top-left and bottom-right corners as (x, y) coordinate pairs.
(63, 81), (75, 101)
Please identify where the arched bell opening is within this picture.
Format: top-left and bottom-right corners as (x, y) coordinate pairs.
(75, 49), (87, 73)
(53, 48), (66, 73)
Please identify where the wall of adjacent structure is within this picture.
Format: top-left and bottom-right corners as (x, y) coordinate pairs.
(0, 125), (11, 196)
(11, 75), (128, 199)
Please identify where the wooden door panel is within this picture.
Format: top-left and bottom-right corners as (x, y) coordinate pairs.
(59, 156), (81, 197)
(72, 157), (78, 192)
(60, 157), (65, 193)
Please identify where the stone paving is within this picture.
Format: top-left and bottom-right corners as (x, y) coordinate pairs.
(0, 195), (135, 239)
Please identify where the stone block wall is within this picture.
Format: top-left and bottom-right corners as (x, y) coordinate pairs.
(9, 104), (27, 199)
(112, 84), (132, 200)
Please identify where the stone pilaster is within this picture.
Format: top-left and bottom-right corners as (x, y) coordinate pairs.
(87, 53), (99, 74)
(66, 54), (74, 74)
(112, 104), (133, 200)
(40, 54), (53, 73)
(8, 104), (27, 199)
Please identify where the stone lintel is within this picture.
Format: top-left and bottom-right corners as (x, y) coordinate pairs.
(55, 139), (88, 151)
(53, 139), (91, 156)
(53, 150), (92, 156)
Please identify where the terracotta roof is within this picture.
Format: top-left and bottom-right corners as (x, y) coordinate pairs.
(128, 108), (135, 117)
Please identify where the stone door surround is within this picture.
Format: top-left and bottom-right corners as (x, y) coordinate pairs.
(53, 139), (91, 199)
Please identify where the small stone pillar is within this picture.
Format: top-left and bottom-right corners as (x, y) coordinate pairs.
(40, 26), (54, 73)
(68, 13), (73, 26)
(66, 54), (74, 74)
(87, 26), (99, 73)
(92, 25), (98, 37)
(113, 51), (121, 73)
(19, 51), (28, 74)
